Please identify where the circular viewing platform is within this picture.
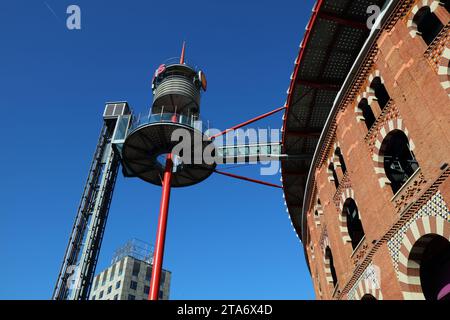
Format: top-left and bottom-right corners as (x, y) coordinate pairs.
(121, 113), (216, 187)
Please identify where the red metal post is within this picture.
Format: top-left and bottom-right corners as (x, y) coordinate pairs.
(209, 105), (286, 140)
(148, 155), (173, 300)
(214, 170), (283, 189)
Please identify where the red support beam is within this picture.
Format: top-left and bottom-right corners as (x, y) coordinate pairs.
(215, 170), (283, 189)
(209, 106), (286, 140)
(148, 156), (173, 301)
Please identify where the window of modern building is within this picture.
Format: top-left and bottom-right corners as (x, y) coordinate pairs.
(342, 198), (365, 250)
(380, 130), (419, 194)
(118, 259), (124, 276)
(325, 247), (338, 288)
(132, 260), (141, 277)
(107, 286), (112, 294)
(144, 286), (150, 295)
(102, 270), (108, 286)
(93, 275), (100, 291)
(128, 294), (135, 300)
(413, 6), (444, 45)
(113, 294), (118, 300)
(92, 295), (96, 300)
(130, 280), (138, 290)
(145, 266), (152, 282)
(161, 271), (166, 284)
(99, 290), (104, 299)
(335, 147), (347, 174)
(159, 291), (163, 299)
(328, 163), (339, 188)
(110, 264), (116, 281)
(116, 280), (121, 289)
(370, 77), (390, 110)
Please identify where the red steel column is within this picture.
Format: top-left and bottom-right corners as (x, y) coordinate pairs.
(148, 155), (173, 300)
(149, 42), (184, 300)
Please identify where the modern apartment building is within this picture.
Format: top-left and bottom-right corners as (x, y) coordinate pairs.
(89, 240), (171, 300)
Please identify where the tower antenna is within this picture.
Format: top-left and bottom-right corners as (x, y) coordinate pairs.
(180, 41), (186, 64)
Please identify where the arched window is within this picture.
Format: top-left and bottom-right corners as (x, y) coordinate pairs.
(342, 199), (365, 250)
(325, 247), (338, 287)
(413, 235), (450, 300)
(361, 294), (377, 300)
(380, 130), (419, 194)
(335, 147), (347, 174)
(370, 77), (390, 110)
(413, 6), (444, 46)
(359, 99), (376, 130)
(328, 163), (339, 188)
(314, 198), (322, 225)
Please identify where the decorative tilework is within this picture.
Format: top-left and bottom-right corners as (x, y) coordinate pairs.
(347, 263), (382, 300)
(387, 191), (450, 273)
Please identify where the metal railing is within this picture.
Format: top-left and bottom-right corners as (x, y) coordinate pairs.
(130, 112), (208, 133)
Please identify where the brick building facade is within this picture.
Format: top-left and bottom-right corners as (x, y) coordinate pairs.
(281, 0), (450, 300)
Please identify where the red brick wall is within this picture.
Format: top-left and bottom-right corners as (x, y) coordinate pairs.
(306, 1), (450, 300)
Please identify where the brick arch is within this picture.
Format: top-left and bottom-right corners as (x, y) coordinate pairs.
(327, 142), (346, 182)
(354, 91), (377, 122)
(371, 119), (416, 188)
(367, 69), (385, 85)
(313, 200), (323, 226)
(323, 253), (334, 285)
(326, 158), (337, 182)
(309, 239), (315, 261)
(354, 88), (377, 123)
(321, 238), (334, 285)
(338, 188), (356, 244)
(397, 216), (450, 300)
(330, 142), (342, 166)
(354, 281), (384, 300)
(406, 0), (441, 38)
(438, 46), (450, 98)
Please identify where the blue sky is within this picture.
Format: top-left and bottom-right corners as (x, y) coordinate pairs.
(0, 0), (316, 299)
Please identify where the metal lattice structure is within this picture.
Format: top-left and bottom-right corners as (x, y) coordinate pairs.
(111, 239), (154, 265)
(52, 103), (130, 300)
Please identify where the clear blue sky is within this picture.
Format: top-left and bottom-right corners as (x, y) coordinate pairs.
(0, 0), (316, 299)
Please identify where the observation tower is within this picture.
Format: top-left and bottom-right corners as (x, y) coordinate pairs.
(122, 44), (215, 188)
(121, 44), (214, 299)
(54, 42), (302, 301)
